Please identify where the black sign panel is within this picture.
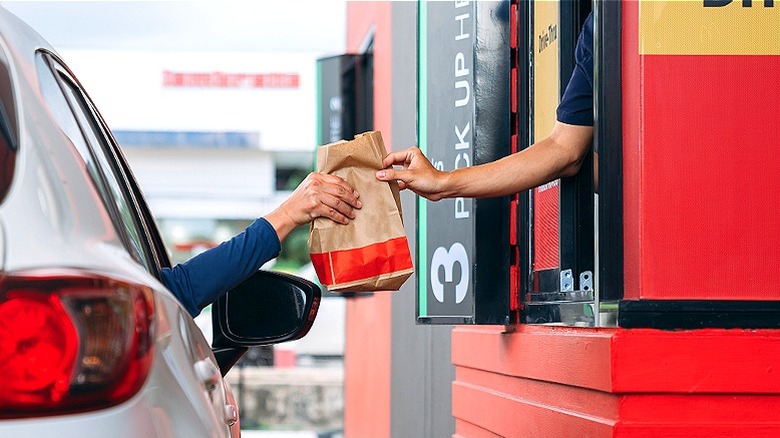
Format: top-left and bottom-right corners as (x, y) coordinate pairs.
(417, 1), (511, 324)
(316, 54), (373, 145)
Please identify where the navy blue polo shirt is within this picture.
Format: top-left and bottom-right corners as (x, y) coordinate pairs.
(556, 12), (594, 127)
(161, 217), (281, 317)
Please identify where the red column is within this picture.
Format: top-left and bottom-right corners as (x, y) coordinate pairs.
(344, 3), (393, 437)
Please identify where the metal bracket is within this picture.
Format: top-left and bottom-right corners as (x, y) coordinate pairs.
(560, 269), (574, 292)
(580, 271), (593, 292)
(527, 269), (596, 326)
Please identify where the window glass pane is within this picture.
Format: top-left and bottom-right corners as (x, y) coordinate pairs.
(58, 75), (151, 270)
(35, 55), (110, 203)
(0, 103), (14, 205)
(36, 53), (150, 270)
(0, 47), (16, 203)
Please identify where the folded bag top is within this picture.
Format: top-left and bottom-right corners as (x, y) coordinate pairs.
(308, 131), (414, 292)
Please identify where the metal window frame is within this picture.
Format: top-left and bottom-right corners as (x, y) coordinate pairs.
(522, 0), (599, 326)
(559, 0), (594, 303)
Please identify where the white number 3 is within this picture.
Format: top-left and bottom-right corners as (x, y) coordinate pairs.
(430, 243), (469, 304)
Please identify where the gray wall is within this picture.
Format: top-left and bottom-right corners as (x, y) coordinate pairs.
(389, 3), (455, 437)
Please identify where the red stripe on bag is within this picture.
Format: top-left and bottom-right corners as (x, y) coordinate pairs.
(310, 252), (334, 286)
(310, 237), (413, 286)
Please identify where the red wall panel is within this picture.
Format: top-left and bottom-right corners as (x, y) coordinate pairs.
(638, 53), (780, 299)
(622, 0), (780, 300)
(344, 294), (392, 438)
(344, 3), (394, 438)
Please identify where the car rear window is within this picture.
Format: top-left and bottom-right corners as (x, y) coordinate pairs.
(0, 43), (18, 204)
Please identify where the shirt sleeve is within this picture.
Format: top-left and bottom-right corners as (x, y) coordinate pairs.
(160, 217), (282, 317)
(556, 12), (594, 127)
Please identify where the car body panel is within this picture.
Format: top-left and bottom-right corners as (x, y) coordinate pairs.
(0, 6), (237, 437)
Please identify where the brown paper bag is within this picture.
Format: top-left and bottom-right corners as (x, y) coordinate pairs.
(308, 131), (414, 292)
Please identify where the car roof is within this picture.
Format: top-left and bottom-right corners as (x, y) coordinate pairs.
(0, 6), (58, 59)
(0, 5), (60, 155)
(0, 6), (131, 274)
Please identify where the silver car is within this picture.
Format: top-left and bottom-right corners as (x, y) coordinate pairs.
(0, 7), (320, 437)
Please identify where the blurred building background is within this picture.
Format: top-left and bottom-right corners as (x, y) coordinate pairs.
(3, 1), (348, 435)
(64, 49), (318, 270)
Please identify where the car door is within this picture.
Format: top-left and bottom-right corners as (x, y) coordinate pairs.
(36, 50), (238, 436)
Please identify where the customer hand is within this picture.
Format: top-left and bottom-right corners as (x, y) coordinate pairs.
(265, 172), (362, 241)
(375, 147), (447, 201)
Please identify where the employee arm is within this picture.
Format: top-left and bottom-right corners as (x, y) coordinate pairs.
(376, 121), (593, 200)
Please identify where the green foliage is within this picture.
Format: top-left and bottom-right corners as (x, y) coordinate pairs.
(276, 225), (310, 270)
(284, 169), (311, 191)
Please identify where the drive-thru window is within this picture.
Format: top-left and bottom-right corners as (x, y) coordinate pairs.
(341, 1), (780, 436)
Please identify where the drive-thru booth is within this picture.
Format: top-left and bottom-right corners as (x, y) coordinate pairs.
(334, 1), (780, 436)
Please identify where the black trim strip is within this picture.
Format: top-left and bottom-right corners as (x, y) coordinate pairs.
(619, 300), (780, 329)
(417, 316), (474, 326)
(594, 0), (623, 302)
(533, 267), (560, 293)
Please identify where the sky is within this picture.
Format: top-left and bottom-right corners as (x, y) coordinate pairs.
(1, 0), (347, 53)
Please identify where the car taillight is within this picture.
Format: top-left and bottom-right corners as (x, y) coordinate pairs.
(0, 269), (154, 419)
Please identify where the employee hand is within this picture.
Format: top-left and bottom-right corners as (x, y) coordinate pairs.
(376, 147), (447, 201)
(265, 172), (362, 242)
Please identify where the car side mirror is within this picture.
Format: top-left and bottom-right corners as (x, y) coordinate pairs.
(211, 270), (321, 375)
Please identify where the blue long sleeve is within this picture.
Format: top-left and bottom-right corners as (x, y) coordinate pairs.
(160, 217), (282, 317)
(556, 12), (594, 127)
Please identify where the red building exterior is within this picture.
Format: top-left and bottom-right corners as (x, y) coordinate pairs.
(342, 1), (780, 437)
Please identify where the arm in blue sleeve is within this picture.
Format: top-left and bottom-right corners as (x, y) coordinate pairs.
(160, 217), (282, 317)
(556, 12), (594, 127)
